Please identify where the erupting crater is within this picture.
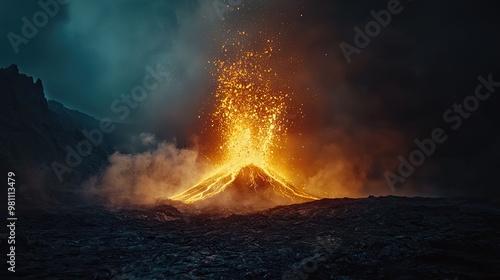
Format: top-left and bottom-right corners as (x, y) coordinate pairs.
(170, 31), (318, 209)
(171, 164), (317, 209)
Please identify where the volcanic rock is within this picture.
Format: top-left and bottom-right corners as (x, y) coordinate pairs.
(11, 196), (500, 279)
(0, 65), (153, 204)
(0, 65), (113, 188)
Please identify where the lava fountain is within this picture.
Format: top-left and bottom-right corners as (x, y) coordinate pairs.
(170, 32), (318, 208)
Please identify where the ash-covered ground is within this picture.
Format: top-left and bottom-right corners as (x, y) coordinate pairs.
(4, 196), (500, 279)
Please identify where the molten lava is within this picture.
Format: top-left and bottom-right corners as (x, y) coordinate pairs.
(170, 32), (318, 207)
(171, 164), (316, 208)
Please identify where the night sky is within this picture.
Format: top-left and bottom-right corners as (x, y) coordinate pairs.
(1, 0), (499, 197)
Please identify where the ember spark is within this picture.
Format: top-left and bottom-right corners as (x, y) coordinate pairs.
(171, 32), (317, 205)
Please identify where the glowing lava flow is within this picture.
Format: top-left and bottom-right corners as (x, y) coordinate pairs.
(170, 32), (318, 205)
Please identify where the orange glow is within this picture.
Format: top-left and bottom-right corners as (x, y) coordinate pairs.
(170, 32), (318, 205)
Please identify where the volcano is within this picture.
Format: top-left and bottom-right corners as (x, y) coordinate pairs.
(169, 35), (321, 210)
(171, 164), (317, 210)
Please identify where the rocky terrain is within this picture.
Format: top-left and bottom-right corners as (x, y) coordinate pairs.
(0, 65), (113, 188)
(3, 196), (500, 279)
(0, 65), (154, 203)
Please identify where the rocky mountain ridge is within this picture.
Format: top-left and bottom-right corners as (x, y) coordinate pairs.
(0, 65), (113, 200)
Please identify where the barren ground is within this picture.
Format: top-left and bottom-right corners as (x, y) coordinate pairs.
(3, 196), (500, 279)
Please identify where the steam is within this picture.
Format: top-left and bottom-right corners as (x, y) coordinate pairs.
(286, 126), (409, 198)
(86, 136), (209, 207)
(139, 132), (158, 147)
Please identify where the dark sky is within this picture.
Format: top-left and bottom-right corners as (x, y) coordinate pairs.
(1, 0), (498, 122)
(1, 0), (499, 196)
(0, 0), (204, 120)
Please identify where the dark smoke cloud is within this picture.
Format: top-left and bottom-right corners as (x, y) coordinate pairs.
(215, 0), (500, 197)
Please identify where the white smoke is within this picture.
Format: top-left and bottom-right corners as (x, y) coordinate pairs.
(86, 138), (209, 208)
